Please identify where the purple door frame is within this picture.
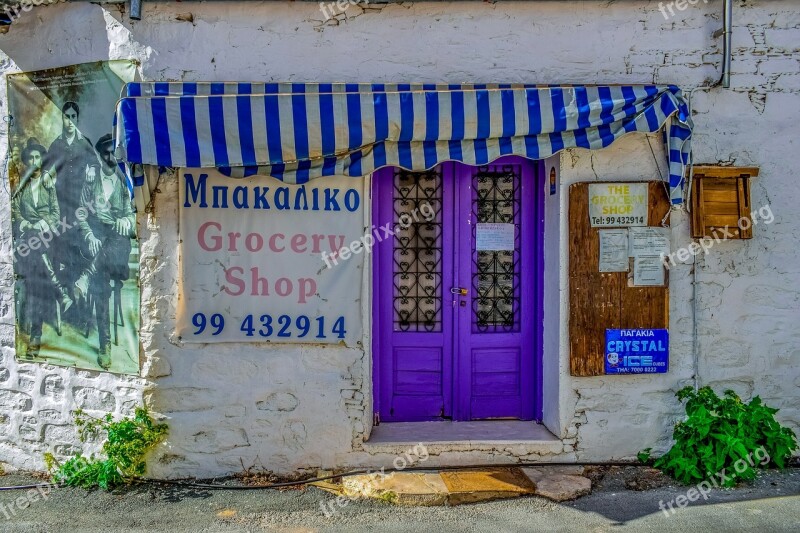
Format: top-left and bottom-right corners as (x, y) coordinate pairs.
(372, 156), (544, 422)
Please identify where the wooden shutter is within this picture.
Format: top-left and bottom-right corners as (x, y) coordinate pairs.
(690, 166), (759, 240)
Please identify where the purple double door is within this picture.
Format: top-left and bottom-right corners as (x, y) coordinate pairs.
(373, 157), (542, 422)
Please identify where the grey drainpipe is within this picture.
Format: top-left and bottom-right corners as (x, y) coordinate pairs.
(721, 0), (733, 88)
(130, 0), (142, 21)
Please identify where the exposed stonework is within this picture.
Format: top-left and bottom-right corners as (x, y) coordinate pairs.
(0, 1), (797, 477)
(531, 473), (592, 502)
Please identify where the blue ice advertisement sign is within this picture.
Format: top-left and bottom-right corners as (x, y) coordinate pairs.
(605, 329), (669, 374)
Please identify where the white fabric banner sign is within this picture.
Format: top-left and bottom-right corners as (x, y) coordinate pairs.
(177, 168), (364, 345)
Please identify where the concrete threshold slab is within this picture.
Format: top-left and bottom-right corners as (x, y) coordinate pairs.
(367, 420), (559, 444)
(363, 420), (562, 455)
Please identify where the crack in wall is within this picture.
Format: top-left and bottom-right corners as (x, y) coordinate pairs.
(308, 1), (391, 32)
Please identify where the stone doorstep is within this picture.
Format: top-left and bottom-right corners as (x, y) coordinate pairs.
(344, 472), (451, 506)
(311, 466), (592, 506)
(439, 468), (536, 506)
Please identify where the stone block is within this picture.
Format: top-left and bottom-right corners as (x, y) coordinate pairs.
(522, 466), (586, 483)
(0, 390), (33, 412)
(256, 392), (299, 412)
(120, 399), (138, 415)
(223, 405), (246, 418)
(193, 358), (259, 382)
(704, 338), (752, 368)
(281, 420), (307, 451)
(73, 387), (116, 412)
(17, 375), (36, 392)
(156, 453), (187, 465)
(764, 28), (800, 51)
(441, 468), (537, 505)
(731, 28), (757, 50)
(184, 428), (250, 454)
(42, 424), (75, 443)
(144, 387), (217, 413)
(704, 379), (755, 400)
(342, 472), (450, 506)
(37, 409), (61, 422)
(52, 444), (82, 458)
(774, 73), (800, 91)
(757, 57), (800, 76)
(18, 424), (40, 442)
(40, 375), (64, 401)
(532, 474), (592, 502)
(576, 393), (627, 412)
(142, 355), (172, 378)
(116, 386), (141, 398)
(0, 461), (19, 475)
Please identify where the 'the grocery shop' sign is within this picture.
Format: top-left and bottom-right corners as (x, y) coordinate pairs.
(589, 183), (648, 227)
(176, 169), (364, 345)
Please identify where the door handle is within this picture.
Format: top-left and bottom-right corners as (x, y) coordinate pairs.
(450, 287), (468, 295)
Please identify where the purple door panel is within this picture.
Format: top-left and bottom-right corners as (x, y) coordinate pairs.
(374, 165), (454, 421)
(373, 157), (542, 422)
(455, 159), (537, 420)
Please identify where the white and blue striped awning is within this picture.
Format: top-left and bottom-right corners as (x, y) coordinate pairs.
(114, 83), (692, 206)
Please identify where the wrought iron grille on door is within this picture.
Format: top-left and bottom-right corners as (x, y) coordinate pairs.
(392, 168), (443, 333)
(471, 165), (522, 333)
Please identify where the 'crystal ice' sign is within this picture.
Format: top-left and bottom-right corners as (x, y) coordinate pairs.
(605, 328), (669, 374)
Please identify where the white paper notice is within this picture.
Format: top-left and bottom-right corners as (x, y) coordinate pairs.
(599, 229), (629, 272)
(633, 255), (665, 286)
(629, 227), (671, 258)
(476, 223), (516, 251)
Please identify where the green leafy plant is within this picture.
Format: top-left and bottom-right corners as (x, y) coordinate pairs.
(640, 386), (797, 487)
(45, 407), (168, 490)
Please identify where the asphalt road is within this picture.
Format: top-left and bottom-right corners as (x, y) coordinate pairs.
(1, 467), (798, 532)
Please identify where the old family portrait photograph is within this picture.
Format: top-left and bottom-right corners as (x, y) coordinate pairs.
(6, 60), (139, 374)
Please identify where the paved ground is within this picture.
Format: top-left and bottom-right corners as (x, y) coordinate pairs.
(1, 466), (798, 532)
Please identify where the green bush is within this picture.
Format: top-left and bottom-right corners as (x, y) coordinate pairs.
(639, 386), (797, 487)
(45, 407), (168, 490)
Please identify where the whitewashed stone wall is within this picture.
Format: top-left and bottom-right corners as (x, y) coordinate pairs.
(0, 1), (797, 476)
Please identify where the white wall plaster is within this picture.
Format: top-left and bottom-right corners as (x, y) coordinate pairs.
(0, 1), (797, 476)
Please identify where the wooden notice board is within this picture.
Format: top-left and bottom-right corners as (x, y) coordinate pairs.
(569, 182), (670, 377)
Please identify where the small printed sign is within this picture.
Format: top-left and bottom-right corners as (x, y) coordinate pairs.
(476, 223), (516, 251)
(629, 226), (670, 258)
(589, 183), (648, 227)
(605, 329), (669, 374)
(633, 255), (666, 286)
(598, 229), (629, 272)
